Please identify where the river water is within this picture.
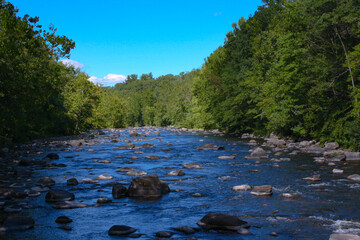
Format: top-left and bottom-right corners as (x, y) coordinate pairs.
(3, 127), (360, 239)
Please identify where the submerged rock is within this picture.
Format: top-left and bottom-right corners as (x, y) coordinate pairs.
(55, 216), (73, 224)
(197, 213), (249, 232)
(108, 225), (137, 236)
(1, 216), (35, 231)
(45, 190), (75, 202)
(67, 178), (79, 186)
(172, 226), (199, 235)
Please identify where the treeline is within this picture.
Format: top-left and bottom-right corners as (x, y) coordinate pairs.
(112, 0), (360, 149)
(0, 0), (124, 145)
(1, 0), (360, 150)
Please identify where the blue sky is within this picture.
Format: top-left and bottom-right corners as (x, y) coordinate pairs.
(10, 0), (263, 86)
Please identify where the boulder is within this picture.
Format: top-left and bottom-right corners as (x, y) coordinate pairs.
(108, 225), (137, 236)
(197, 144), (225, 150)
(247, 147), (269, 159)
(36, 177), (56, 188)
(1, 216), (34, 231)
(250, 185), (273, 196)
(45, 190), (75, 202)
(197, 213), (249, 232)
(344, 151), (360, 161)
(324, 142), (339, 150)
(128, 175), (170, 199)
(324, 151), (346, 161)
(112, 183), (128, 198)
(182, 163), (204, 169)
(347, 174), (360, 182)
(167, 169), (185, 176)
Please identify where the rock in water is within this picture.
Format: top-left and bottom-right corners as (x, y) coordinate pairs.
(250, 185), (273, 196)
(2, 216), (34, 231)
(167, 169), (185, 176)
(55, 216), (73, 224)
(67, 178), (79, 186)
(172, 226), (198, 235)
(45, 190), (75, 202)
(232, 184), (252, 191)
(44, 153), (59, 160)
(329, 234), (360, 240)
(128, 174), (169, 199)
(112, 183), (128, 198)
(197, 213), (249, 231)
(156, 231), (174, 238)
(247, 147), (269, 159)
(197, 144), (225, 150)
(108, 225), (136, 236)
(52, 201), (88, 209)
(182, 163), (204, 169)
(36, 177), (56, 188)
(347, 174), (360, 182)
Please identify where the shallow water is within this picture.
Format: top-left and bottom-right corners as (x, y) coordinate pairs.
(3, 127), (360, 239)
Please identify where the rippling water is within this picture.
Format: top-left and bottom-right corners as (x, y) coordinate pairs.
(5, 127), (360, 239)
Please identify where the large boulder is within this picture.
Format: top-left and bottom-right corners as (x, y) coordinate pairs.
(128, 175), (170, 199)
(45, 190), (75, 202)
(197, 213), (249, 232)
(1, 216), (34, 231)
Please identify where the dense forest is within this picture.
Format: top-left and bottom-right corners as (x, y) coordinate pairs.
(1, 0), (360, 149)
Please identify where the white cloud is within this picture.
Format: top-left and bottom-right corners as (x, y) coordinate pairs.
(88, 74), (126, 86)
(61, 59), (85, 69)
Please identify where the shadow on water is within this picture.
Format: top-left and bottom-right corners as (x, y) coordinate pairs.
(2, 127), (360, 239)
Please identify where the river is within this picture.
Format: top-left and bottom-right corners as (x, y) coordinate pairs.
(2, 127), (360, 239)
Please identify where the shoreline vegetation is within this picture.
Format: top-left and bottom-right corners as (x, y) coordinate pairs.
(1, 0), (360, 150)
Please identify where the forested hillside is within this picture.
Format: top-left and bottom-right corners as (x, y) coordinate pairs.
(1, 0), (360, 149)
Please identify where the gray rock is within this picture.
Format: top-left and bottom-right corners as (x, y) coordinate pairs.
(344, 151), (360, 161)
(250, 185), (273, 196)
(126, 170), (147, 176)
(108, 225), (137, 236)
(167, 169), (185, 176)
(197, 213), (249, 231)
(324, 151), (346, 161)
(324, 142), (339, 150)
(96, 174), (113, 180)
(82, 178), (99, 183)
(45, 190), (75, 202)
(347, 174), (360, 182)
(329, 234), (360, 240)
(145, 155), (160, 160)
(117, 167), (133, 172)
(248, 147), (269, 159)
(302, 174), (321, 182)
(218, 155), (235, 160)
(232, 185), (252, 191)
(1, 216), (34, 231)
(182, 163), (204, 169)
(156, 231), (174, 238)
(52, 201), (88, 209)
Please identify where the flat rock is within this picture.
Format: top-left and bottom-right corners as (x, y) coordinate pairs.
(218, 155), (235, 160)
(96, 174), (113, 180)
(347, 174), (360, 182)
(55, 216), (73, 224)
(172, 226), (198, 235)
(108, 225), (137, 236)
(197, 213), (249, 231)
(156, 231), (174, 238)
(117, 167), (133, 172)
(232, 185), (252, 191)
(126, 170), (147, 176)
(145, 155), (160, 160)
(82, 178), (99, 183)
(329, 234), (360, 240)
(52, 201), (88, 209)
(182, 163), (204, 169)
(45, 190), (75, 202)
(344, 152), (360, 161)
(250, 185), (273, 196)
(167, 169), (185, 176)
(1, 216), (35, 231)
(302, 174), (321, 182)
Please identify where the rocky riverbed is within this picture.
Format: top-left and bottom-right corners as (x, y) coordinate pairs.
(1, 127), (360, 239)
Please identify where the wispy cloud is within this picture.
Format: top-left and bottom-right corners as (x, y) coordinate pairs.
(214, 12), (222, 17)
(61, 59), (85, 69)
(88, 74), (127, 86)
